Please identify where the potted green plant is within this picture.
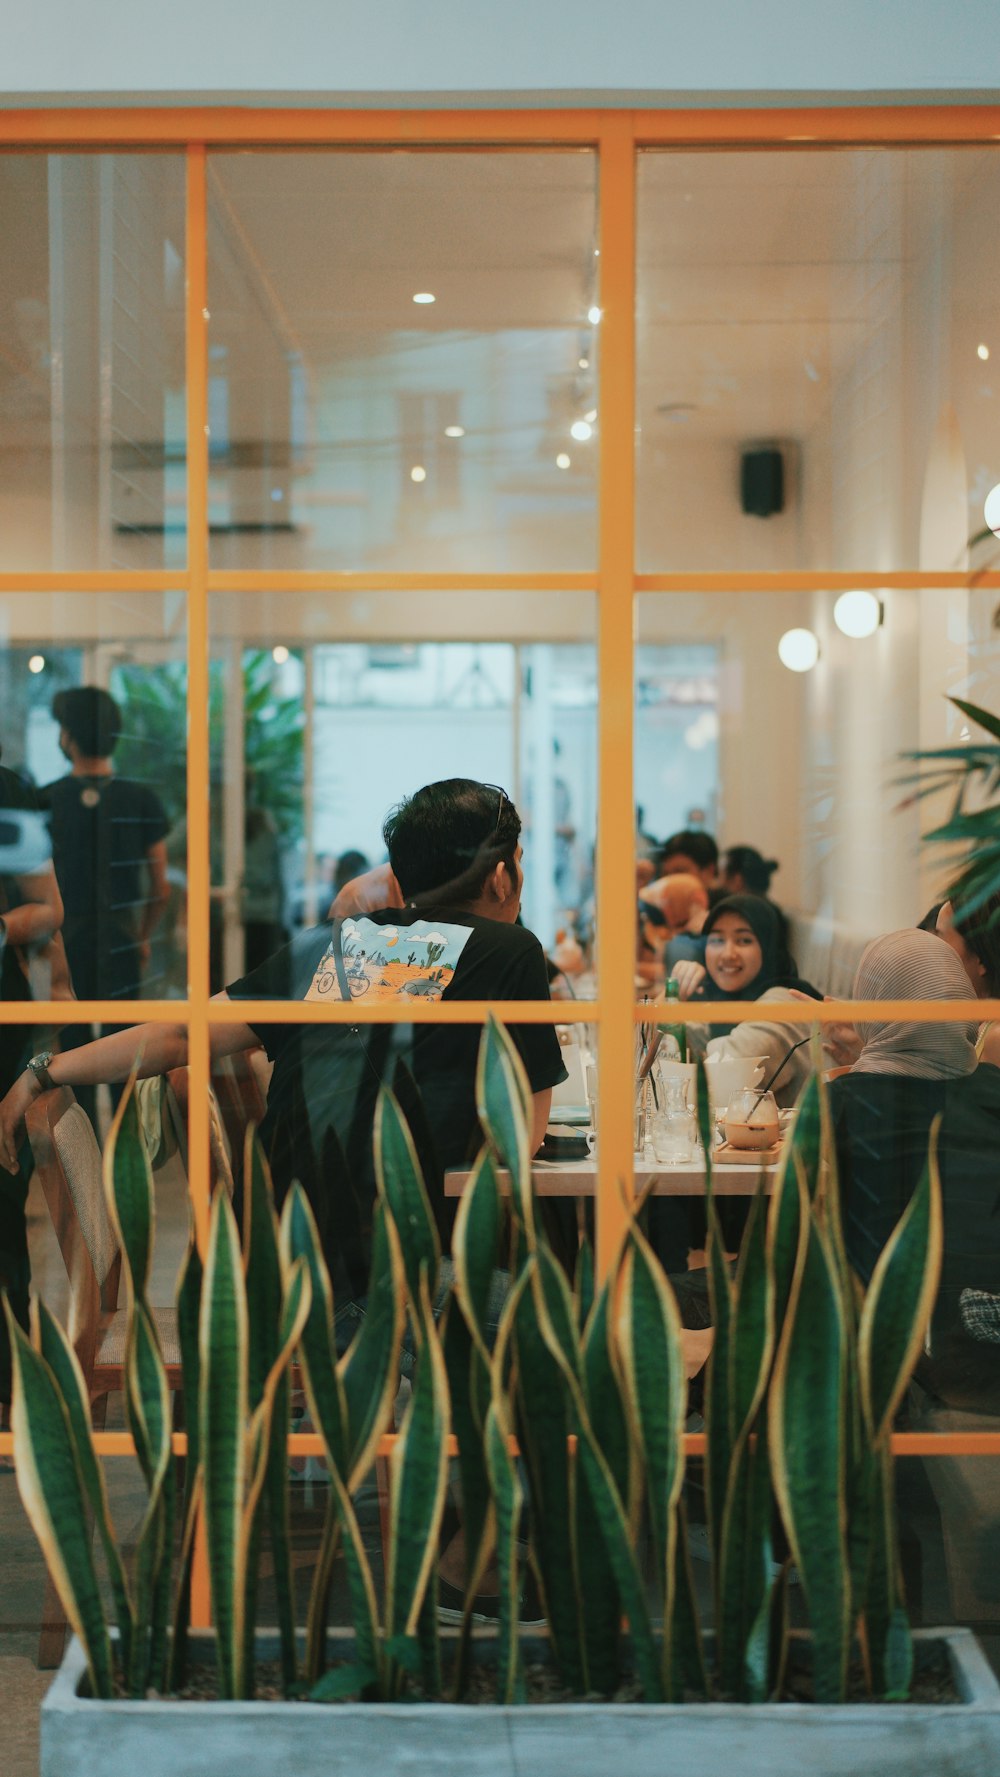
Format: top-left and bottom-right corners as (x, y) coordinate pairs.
(14, 1021), (1000, 1777)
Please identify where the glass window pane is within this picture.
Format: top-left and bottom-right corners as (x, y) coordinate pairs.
(635, 585), (1000, 969)
(0, 155), (186, 570)
(0, 591), (188, 1004)
(637, 148), (1000, 573)
(206, 151), (599, 571)
(207, 590), (597, 996)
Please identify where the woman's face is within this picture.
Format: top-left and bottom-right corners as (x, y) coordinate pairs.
(705, 912), (764, 993)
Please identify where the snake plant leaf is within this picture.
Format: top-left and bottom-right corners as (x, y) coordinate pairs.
(767, 1141), (808, 1345)
(280, 1183), (349, 1476)
(310, 1660), (379, 1702)
(375, 1085), (441, 1335)
(948, 694), (1000, 743)
(476, 1016), (535, 1238)
(386, 1267), (450, 1687)
(532, 1247), (663, 1702)
(862, 1439), (895, 1697)
(576, 1278), (629, 1695)
(451, 1144), (504, 1364)
(441, 1299), (492, 1611)
(768, 1211), (850, 1703)
(671, 1499), (708, 1699)
(883, 1604), (914, 1702)
(617, 1232), (686, 1607)
(169, 1217), (203, 1692)
(126, 1296), (175, 1694)
(104, 1065), (154, 1302)
(34, 1298), (135, 1678)
(704, 1201), (734, 1580)
(786, 1072), (822, 1204)
(718, 1181), (774, 1695)
(5, 1303), (113, 1698)
(484, 1262), (533, 1704)
(304, 1492), (340, 1686)
(574, 1238), (595, 1332)
(511, 1249), (585, 1691)
(340, 1203), (406, 1488)
(242, 1126), (282, 1410)
(200, 1189), (249, 1700)
(243, 1256), (311, 1525)
(859, 1123), (943, 1446)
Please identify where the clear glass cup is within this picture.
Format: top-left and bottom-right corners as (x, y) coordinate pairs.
(724, 1086), (779, 1151)
(649, 1070), (697, 1164)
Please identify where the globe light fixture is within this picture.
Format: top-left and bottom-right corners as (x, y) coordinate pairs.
(985, 482), (1000, 539)
(587, 305), (602, 325)
(28, 654), (46, 674)
(833, 589), (883, 638)
(410, 465), (427, 483)
(778, 627), (820, 672)
(444, 425), (465, 438)
(412, 292), (436, 305)
(978, 343), (990, 362)
(556, 453), (571, 469)
(570, 420), (593, 442)
(271, 646), (289, 665)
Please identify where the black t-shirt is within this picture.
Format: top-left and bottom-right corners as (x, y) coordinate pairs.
(227, 906), (568, 1293)
(0, 767), (50, 1092)
(831, 1068), (1000, 1336)
(41, 774), (169, 992)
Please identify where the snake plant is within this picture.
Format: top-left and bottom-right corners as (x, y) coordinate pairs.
(7, 1021), (942, 1705)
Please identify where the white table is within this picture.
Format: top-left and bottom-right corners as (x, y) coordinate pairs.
(445, 1153), (777, 1197)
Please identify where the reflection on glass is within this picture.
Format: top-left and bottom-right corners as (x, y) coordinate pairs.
(637, 147), (1000, 572)
(0, 593), (188, 1005)
(635, 587), (1000, 951)
(208, 591), (597, 993)
(0, 155), (186, 570)
(206, 151), (599, 570)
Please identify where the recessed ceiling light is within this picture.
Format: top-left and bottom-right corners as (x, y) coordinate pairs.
(412, 292), (436, 305)
(578, 356), (589, 369)
(570, 420), (593, 442)
(556, 453), (571, 469)
(587, 306), (602, 325)
(444, 425), (465, 438)
(978, 343), (990, 361)
(271, 645), (289, 665)
(410, 465), (427, 483)
(28, 653), (45, 674)
(594, 248), (600, 257)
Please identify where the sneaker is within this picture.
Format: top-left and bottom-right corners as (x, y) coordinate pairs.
(436, 1572), (546, 1629)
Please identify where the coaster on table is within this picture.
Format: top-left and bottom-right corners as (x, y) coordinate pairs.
(715, 1140), (782, 1165)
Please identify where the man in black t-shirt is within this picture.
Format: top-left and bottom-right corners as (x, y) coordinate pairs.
(0, 778), (567, 1302)
(226, 778), (567, 1293)
(42, 687), (170, 1003)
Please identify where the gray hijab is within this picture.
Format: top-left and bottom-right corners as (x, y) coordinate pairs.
(852, 928), (978, 1079)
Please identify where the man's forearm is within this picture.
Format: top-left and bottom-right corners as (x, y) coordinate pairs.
(46, 1022), (190, 1087)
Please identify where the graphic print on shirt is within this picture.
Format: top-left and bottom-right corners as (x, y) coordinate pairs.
(305, 918), (475, 1004)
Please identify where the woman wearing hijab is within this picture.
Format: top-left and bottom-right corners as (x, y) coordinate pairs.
(669, 893), (821, 1106)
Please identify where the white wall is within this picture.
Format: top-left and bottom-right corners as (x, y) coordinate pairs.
(3, 0), (1000, 105)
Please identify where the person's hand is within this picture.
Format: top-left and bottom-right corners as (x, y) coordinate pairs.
(979, 1023), (1000, 1069)
(670, 961), (705, 1000)
(0, 1071), (39, 1175)
(785, 988), (862, 1067)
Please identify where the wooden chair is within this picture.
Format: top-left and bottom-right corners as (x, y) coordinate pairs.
(26, 1085), (182, 1664)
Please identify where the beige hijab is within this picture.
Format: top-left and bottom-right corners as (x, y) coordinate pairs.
(852, 928), (978, 1079)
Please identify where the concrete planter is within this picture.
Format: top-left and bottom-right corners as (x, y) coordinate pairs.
(42, 1628), (1000, 1777)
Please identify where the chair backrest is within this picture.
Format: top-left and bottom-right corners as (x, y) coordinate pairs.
(211, 1050), (268, 1186)
(165, 1066), (235, 1200)
(26, 1086), (120, 1380)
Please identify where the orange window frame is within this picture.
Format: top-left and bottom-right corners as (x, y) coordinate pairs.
(3, 107), (1000, 1632)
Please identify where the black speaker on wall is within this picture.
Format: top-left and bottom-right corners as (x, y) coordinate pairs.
(740, 447), (784, 518)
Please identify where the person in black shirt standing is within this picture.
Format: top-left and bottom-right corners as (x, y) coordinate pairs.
(0, 753), (64, 1403)
(42, 688), (170, 1114)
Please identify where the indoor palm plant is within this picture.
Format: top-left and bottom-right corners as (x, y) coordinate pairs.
(12, 1019), (1000, 1777)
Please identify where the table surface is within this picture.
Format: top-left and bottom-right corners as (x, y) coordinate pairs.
(445, 1152), (777, 1196)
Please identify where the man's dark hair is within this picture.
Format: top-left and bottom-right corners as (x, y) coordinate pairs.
(724, 844), (778, 895)
(382, 778), (521, 901)
(658, 828), (719, 873)
(53, 687), (122, 758)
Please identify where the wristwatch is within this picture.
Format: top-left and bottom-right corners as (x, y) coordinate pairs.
(25, 1051), (56, 1093)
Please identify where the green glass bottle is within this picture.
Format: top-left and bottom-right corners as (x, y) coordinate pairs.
(664, 975), (687, 1062)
